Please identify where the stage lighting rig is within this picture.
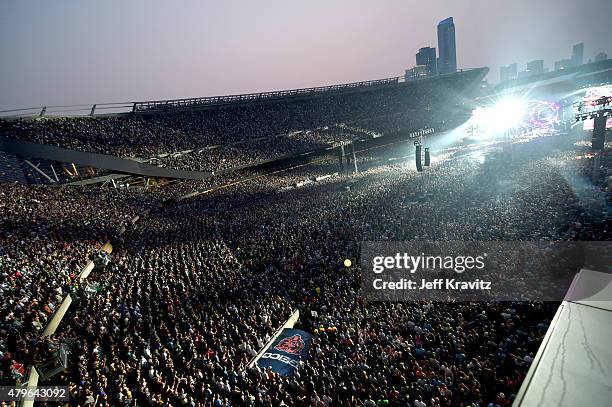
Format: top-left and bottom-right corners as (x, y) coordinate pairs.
(574, 97), (611, 151)
(574, 95), (612, 116)
(575, 110), (611, 122)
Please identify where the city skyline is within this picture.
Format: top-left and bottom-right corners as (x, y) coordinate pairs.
(498, 41), (609, 82)
(1, 0), (612, 109)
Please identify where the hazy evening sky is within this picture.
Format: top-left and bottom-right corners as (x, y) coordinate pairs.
(1, 0), (611, 110)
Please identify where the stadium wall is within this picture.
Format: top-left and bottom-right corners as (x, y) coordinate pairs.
(0, 68), (487, 119)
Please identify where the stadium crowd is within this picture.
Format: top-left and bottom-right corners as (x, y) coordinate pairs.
(0, 72), (479, 173)
(16, 131), (605, 406)
(154, 127), (362, 172)
(1, 68), (610, 405)
(0, 185), (160, 386)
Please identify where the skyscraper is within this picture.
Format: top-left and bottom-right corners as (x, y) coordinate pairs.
(595, 52), (608, 62)
(500, 63), (518, 82)
(416, 47), (437, 76)
(555, 59), (572, 71)
(437, 17), (457, 75)
(571, 43), (584, 67)
(526, 60), (545, 76)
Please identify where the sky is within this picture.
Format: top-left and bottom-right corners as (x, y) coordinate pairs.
(1, 0), (611, 110)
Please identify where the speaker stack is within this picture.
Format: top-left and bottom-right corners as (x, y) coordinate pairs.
(415, 145), (423, 172)
(592, 115), (607, 151)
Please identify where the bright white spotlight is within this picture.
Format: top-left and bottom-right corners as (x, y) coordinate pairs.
(468, 96), (526, 138)
(492, 97), (525, 130)
(468, 107), (495, 139)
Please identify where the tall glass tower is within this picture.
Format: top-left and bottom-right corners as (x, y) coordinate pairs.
(437, 17), (457, 75)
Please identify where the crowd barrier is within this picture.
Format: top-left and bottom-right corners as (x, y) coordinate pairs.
(41, 295), (73, 339)
(20, 368), (39, 407)
(19, 221), (123, 405)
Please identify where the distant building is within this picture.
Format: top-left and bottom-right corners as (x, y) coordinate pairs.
(416, 47), (437, 76)
(555, 58), (573, 71)
(595, 52), (608, 62)
(571, 42), (584, 67)
(405, 65), (429, 81)
(437, 17), (457, 74)
(517, 70), (531, 79)
(526, 60), (545, 76)
(500, 63), (518, 82)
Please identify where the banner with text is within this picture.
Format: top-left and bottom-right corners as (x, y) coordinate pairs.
(256, 328), (312, 376)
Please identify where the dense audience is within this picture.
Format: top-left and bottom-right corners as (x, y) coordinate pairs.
(154, 127), (363, 172)
(0, 129), (601, 406)
(1, 68), (610, 405)
(0, 186), (160, 386)
(0, 71), (481, 173)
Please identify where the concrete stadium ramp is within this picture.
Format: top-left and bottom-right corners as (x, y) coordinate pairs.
(0, 136), (212, 180)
